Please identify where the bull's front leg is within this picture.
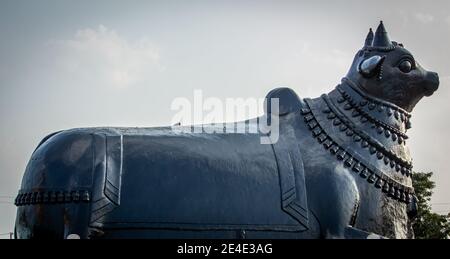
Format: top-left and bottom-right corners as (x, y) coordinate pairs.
(307, 164), (361, 238)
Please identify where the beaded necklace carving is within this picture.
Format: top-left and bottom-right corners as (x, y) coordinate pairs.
(301, 78), (414, 204)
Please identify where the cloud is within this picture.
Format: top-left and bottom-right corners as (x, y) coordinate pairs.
(47, 25), (162, 88)
(445, 15), (450, 26)
(414, 13), (434, 24)
(298, 42), (351, 71)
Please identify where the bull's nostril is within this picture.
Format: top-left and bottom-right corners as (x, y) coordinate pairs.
(433, 73), (439, 85)
(427, 72), (439, 84)
(432, 72), (439, 80)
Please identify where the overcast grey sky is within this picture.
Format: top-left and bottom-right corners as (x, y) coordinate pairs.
(1, 0), (449, 236)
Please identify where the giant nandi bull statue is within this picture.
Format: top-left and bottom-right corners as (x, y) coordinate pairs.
(15, 21), (439, 239)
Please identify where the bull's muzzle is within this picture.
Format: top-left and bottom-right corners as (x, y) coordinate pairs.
(424, 71), (439, 96)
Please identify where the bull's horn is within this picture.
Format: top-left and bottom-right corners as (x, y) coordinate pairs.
(364, 28), (374, 47)
(373, 21), (392, 48)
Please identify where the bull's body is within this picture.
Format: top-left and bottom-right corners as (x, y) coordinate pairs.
(14, 21), (439, 239)
(16, 89), (320, 239)
(15, 84), (410, 239)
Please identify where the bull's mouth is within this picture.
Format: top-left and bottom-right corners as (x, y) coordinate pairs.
(424, 84), (439, 96)
(424, 90), (435, 97)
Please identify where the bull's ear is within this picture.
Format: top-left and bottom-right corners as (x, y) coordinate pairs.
(358, 55), (385, 78)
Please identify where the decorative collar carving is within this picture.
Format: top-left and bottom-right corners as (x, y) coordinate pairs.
(301, 87), (415, 204)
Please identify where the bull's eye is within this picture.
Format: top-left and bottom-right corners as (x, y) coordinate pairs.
(398, 60), (412, 73)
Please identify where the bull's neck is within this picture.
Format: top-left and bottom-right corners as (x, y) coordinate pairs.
(333, 77), (411, 140)
(324, 77), (413, 175)
(301, 81), (415, 204)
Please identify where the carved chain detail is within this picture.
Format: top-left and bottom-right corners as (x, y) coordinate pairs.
(342, 77), (412, 129)
(301, 101), (414, 204)
(336, 85), (409, 143)
(322, 94), (413, 172)
(14, 189), (90, 206)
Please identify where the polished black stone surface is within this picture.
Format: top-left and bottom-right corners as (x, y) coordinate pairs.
(15, 21), (439, 239)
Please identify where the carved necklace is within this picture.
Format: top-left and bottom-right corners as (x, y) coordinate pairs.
(301, 80), (414, 204)
(340, 77), (412, 132)
(333, 79), (413, 170)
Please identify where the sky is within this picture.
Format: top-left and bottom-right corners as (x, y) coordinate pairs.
(0, 0), (449, 237)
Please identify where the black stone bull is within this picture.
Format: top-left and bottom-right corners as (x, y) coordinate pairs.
(15, 21), (439, 239)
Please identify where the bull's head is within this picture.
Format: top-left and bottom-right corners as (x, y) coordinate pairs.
(346, 21), (439, 112)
